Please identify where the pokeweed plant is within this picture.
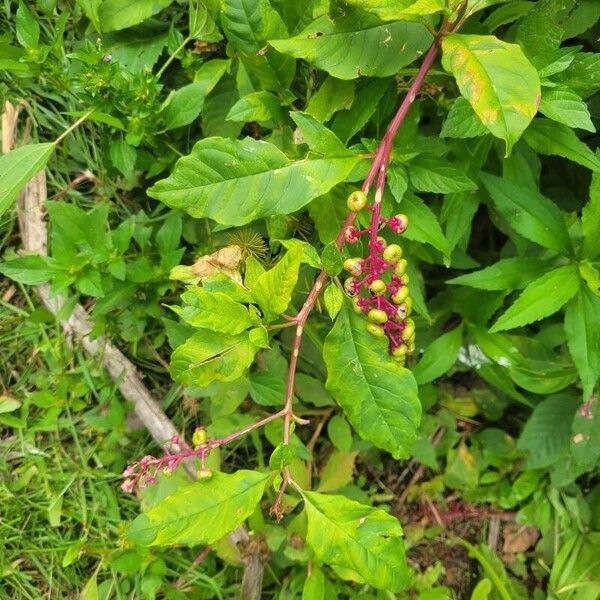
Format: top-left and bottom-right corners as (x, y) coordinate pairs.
(1, 0), (599, 597)
(109, 0), (597, 593)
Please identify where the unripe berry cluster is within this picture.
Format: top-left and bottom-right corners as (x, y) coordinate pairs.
(343, 191), (415, 365)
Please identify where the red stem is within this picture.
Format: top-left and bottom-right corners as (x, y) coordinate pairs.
(271, 38), (444, 515)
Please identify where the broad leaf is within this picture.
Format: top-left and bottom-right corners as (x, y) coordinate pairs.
(170, 329), (259, 386)
(396, 193), (449, 259)
(539, 87), (595, 132)
(270, 13), (432, 80)
(221, 0), (294, 92)
(0, 255), (56, 285)
(564, 287), (600, 399)
(304, 491), (410, 592)
(518, 395), (579, 469)
(290, 112), (351, 156)
(227, 91), (284, 123)
(583, 170), (600, 259)
(448, 257), (548, 291)
(161, 60), (229, 130)
(480, 173), (572, 256)
(174, 288), (258, 334)
(305, 76), (355, 122)
(441, 34), (540, 154)
(0, 143), (55, 218)
(344, 0), (445, 19)
(251, 241), (306, 321)
(408, 154), (478, 194)
(125, 471), (270, 546)
(490, 265), (580, 332)
(441, 96), (488, 139)
(99, 0), (175, 32)
(413, 324), (463, 385)
(148, 137), (359, 226)
(523, 119), (600, 172)
(323, 303), (421, 458)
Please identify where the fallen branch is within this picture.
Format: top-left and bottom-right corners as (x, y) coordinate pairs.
(2, 102), (264, 600)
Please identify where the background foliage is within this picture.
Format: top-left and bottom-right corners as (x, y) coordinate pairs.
(1, 0), (599, 598)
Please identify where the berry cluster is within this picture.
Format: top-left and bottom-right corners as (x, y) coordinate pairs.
(120, 427), (213, 493)
(342, 191), (415, 365)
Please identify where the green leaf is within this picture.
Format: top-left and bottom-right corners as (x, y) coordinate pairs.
(413, 324), (463, 385)
(441, 34), (540, 155)
(304, 491), (410, 592)
(290, 112), (351, 157)
(16, 2), (40, 48)
(539, 87), (595, 132)
(0, 143), (55, 219)
(0, 397), (22, 414)
(99, 0), (175, 32)
(251, 242), (305, 321)
(303, 567), (326, 600)
(321, 241), (343, 276)
(571, 399), (600, 471)
(162, 60), (229, 130)
(75, 0), (101, 31)
(323, 303), (421, 458)
(0, 255), (56, 285)
(270, 13), (432, 80)
(189, 0), (222, 42)
(148, 137), (359, 226)
(125, 471), (270, 546)
(480, 173), (572, 256)
(518, 394), (579, 469)
(490, 265), (580, 332)
(564, 287), (600, 399)
(398, 193), (449, 258)
(305, 76), (355, 122)
(109, 139), (137, 176)
(583, 169), (600, 259)
(523, 118), (600, 172)
(408, 154), (478, 194)
(323, 284), (344, 319)
(227, 91), (284, 123)
(345, 0), (445, 20)
(447, 257), (549, 291)
(170, 329), (259, 386)
(221, 0), (294, 92)
(174, 288), (257, 334)
(441, 96), (488, 139)
(249, 345), (287, 406)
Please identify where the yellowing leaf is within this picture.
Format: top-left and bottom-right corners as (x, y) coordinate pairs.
(441, 34), (540, 154)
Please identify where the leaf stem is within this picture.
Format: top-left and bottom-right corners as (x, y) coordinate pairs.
(53, 109), (94, 145)
(157, 36), (192, 78)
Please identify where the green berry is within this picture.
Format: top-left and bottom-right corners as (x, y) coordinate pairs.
(398, 274), (410, 286)
(407, 341), (416, 355)
(366, 323), (386, 338)
(392, 345), (408, 358)
(343, 258), (362, 276)
(402, 319), (416, 341)
(192, 427), (207, 448)
(370, 279), (386, 294)
(392, 286), (410, 304)
(392, 355), (406, 366)
(347, 190), (368, 212)
(197, 468), (213, 480)
(394, 259), (408, 277)
(368, 309), (388, 324)
(383, 244), (402, 263)
(404, 296), (413, 316)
